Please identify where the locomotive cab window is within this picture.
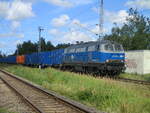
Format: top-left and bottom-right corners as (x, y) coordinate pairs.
(114, 44), (124, 52)
(87, 45), (96, 52)
(104, 44), (114, 51)
(69, 49), (76, 53)
(76, 47), (86, 53)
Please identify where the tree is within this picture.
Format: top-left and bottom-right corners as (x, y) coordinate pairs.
(46, 41), (55, 51)
(15, 41), (38, 55)
(0, 51), (6, 58)
(40, 38), (55, 51)
(55, 43), (71, 49)
(13, 37), (71, 55)
(105, 8), (150, 50)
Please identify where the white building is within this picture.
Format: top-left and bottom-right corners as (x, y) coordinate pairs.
(125, 50), (150, 75)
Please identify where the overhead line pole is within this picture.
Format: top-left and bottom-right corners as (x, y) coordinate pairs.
(99, 0), (104, 40)
(38, 26), (44, 53)
(38, 26), (44, 69)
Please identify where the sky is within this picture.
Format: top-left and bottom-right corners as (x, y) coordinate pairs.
(0, 0), (150, 55)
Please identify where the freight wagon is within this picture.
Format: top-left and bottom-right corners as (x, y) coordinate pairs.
(0, 56), (16, 64)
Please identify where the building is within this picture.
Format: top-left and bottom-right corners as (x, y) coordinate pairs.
(125, 50), (150, 75)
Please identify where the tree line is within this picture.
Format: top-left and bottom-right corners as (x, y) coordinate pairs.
(104, 8), (150, 50)
(14, 38), (71, 55)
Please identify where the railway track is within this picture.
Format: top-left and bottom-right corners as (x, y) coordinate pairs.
(0, 70), (103, 113)
(116, 77), (150, 85)
(0, 79), (36, 113)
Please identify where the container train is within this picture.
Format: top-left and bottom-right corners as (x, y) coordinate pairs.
(0, 40), (125, 76)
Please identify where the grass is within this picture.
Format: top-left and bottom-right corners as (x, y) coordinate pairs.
(0, 108), (17, 113)
(120, 73), (150, 82)
(0, 64), (150, 113)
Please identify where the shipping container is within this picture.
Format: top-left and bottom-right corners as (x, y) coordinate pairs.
(25, 53), (40, 65)
(125, 50), (150, 74)
(16, 55), (25, 64)
(8, 56), (16, 64)
(39, 49), (64, 66)
(0, 56), (16, 64)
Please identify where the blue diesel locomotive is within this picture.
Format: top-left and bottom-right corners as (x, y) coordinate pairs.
(0, 40), (125, 76)
(63, 40), (125, 75)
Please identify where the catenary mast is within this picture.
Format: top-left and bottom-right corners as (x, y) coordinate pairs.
(99, 0), (104, 40)
(38, 26), (44, 53)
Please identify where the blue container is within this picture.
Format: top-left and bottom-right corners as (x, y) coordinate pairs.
(7, 56), (16, 64)
(39, 52), (51, 65)
(0, 58), (5, 63)
(25, 53), (40, 65)
(0, 56), (16, 64)
(39, 49), (64, 66)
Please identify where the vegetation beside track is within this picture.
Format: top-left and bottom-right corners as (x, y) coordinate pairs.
(120, 73), (150, 82)
(0, 64), (150, 113)
(0, 108), (17, 113)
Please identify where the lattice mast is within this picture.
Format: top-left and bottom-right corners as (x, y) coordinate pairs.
(99, 0), (104, 40)
(38, 26), (44, 53)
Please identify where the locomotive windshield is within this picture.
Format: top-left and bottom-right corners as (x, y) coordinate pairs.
(114, 44), (124, 51)
(104, 44), (114, 51)
(103, 43), (124, 52)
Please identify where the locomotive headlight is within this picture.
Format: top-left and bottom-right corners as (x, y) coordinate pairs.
(106, 60), (109, 62)
(121, 60), (124, 62)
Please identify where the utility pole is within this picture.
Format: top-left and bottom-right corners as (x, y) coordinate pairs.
(38, 26), (44, 69)
(38, 26), (44, 53)
(99, 0), (104, 40)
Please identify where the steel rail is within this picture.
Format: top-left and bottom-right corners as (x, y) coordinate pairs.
(0, 77), (44, 113)
(117, 77), (150, 85)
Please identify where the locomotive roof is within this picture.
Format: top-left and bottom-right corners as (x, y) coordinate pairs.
(66, 40), (117, 49)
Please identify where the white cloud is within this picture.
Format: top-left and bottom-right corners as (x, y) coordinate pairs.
(22, 0), (36, 3)
(0, 32), (24, 38)
(50, 15), (100, 44)
(43, 0), (92, 8)
(92, 7), (129, 24)
(105, 10), (128, 24)
(43, 0), (73, 7)
(91, 25), (108, 34)
(49, 28), (95, 44)
(55, 30), (94, 44)
(0, 0), (34, 38)
(71, 19), (88, 28)
(72, 0), (92, 5)
(61, 31), (94, 43)
(126, 0), (150, 9)
(92, 7), (98, 13)
(0, 0), (34, 21)
(51, 14), (88, 29)
(0, 42), (6, 48)
(14, 40), (23, 45)
(7, 0), (34, 21)
(11, 21), (20, 29)
(0, 1), (9, 17)
(51, 14), (70, 27)
(49, 29), (60, 35)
